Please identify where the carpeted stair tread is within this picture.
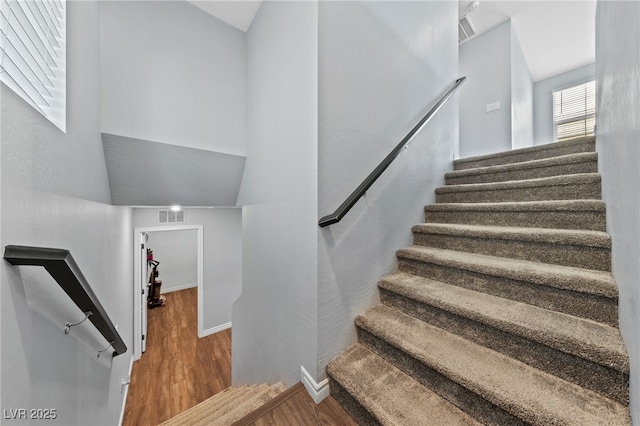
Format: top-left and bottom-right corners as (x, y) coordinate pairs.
(159, 383), (285, 426)
(327, 344), (483, 426)
(356, 305), (630, 426)
(445, 152), (598, 184)
(378, 272), (628, 373)
(454, 136), (595, 170)
(436, 173), (600, 195)
(435, 173), (601, 203)
(204, 386), (254, 415)
(425, 199), (606, 213)
(159, 386), (252, 426)
(206, 384), (270, 421)
(411, 223), (611, 270)
(208, 382), (286, 426)
(412, 223), (610, 248)
(424, 200), (607, 231)
(396, 246), (617, 298)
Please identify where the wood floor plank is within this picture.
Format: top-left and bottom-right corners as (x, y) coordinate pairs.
(124, 288), (356, 425)
(244, 386), (357, 426)
(123, 288), (231, 426)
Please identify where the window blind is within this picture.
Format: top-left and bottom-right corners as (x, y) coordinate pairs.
(552, 80), (595, 141)
(0, 0), (66, 131)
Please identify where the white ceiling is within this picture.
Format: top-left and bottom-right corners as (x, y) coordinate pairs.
(190, 0), (594, 82)
(459, 0), (596, 82)
(187, 0), (262, 32)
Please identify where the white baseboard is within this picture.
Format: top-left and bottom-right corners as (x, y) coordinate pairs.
(301, 366), (330, 404)
(202, 322), (232, 337)
(161, 283), (197, 294)
(118, 356), (134, 426)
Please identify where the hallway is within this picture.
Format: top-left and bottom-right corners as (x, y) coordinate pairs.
(123, 288), (232, 425)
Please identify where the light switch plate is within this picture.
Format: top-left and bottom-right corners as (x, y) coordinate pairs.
(486, 101), (501, 112)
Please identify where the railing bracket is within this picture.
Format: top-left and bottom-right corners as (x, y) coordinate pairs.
(65, 311), (93, 335)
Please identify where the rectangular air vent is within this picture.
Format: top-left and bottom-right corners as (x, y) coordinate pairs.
(458, 15), (477, 44)
(158, 209), (185, 224)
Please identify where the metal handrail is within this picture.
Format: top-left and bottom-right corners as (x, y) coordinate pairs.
(318, 77), (466, 227)
(3, 245), (127, 357)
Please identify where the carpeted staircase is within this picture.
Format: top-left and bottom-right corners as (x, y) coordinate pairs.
(159, 382), (286, 426)
(327, 136), (631, 425)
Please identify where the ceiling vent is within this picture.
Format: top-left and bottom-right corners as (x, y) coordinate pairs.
(158, 209), (185, 224)
(458, 15), (477, 44)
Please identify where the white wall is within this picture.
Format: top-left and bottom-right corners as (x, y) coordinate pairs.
(132, 208), (242, 333)
(100, 1), (247, 156)
(233, 1), (318, 387)
(317, 0), (458, 381)
(533, 63), (595, 145)
(147, 229), (198, 293)
(1, 2), (133, 425)
(460, 20), (535, 157)
(460, 20), (512, 157)
(510, 25), (534, 150)
(595, 2), (640, 422)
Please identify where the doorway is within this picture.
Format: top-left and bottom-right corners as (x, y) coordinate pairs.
(133, 225), (204, 360)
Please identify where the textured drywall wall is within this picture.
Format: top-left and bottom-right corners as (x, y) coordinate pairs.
(1, 2), (133, 425)
(533, 63), (595, 145)
(132, 208), (241, 333)
(459, 20), (512, 158)
(317, 0), (458, 381)
(510, 25), (534, 150)
(595, 1), (640, 422)
(100, 1), (247, 156)
(147, 229), (198, 293)
(233, 1), (318, 387)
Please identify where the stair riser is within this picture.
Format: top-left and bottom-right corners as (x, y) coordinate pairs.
(435, 182), (601, 203)
(397, 257), (618, 327)
(412, 232), (611, 271)
(357, 327), (526, 426)
(424, 210), (606, 232)
(327, 379), (381, 426)
(454, 140), (595, 171)
(446, 161), (597, 185)
(380, 288), (629, 404)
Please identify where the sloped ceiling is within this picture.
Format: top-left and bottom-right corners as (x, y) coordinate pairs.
(187, 0), (262, 32)
(102, 133), (245, 207)
(459, 0), (596, 81)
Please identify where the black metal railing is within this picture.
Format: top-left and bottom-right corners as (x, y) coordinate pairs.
(4, 245), (127, 357)
(319, 77), (466, 227)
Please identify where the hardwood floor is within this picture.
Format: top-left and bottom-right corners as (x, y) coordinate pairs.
(123, 287), (356, 425)
(123, 288), (232, 426)
(235, 383), (358, 426)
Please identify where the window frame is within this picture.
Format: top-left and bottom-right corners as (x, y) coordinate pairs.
(552, 79), (596, 142)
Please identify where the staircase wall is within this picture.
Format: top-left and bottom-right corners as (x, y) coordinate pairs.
(233, 1), (319, 388)
(317, 0), (458, 382)
(596, 1), (640, 422)
(0, 2), (134, 425)
(459, 20), (534, 158)
(99, 0), (248, 156)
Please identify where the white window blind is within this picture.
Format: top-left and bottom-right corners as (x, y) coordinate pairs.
(552, 80), (595, 141)
(0, 0), (66, 131)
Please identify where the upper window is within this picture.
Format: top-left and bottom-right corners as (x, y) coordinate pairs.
(552, 80), (595, 141)
(0, 0), (66, 132)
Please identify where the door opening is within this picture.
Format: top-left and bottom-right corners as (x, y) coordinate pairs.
(132, 225), (204, 360)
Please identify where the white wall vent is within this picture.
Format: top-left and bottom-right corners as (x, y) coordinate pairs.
(158, 209), (185, 224)
(458, 15), (477, 44)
